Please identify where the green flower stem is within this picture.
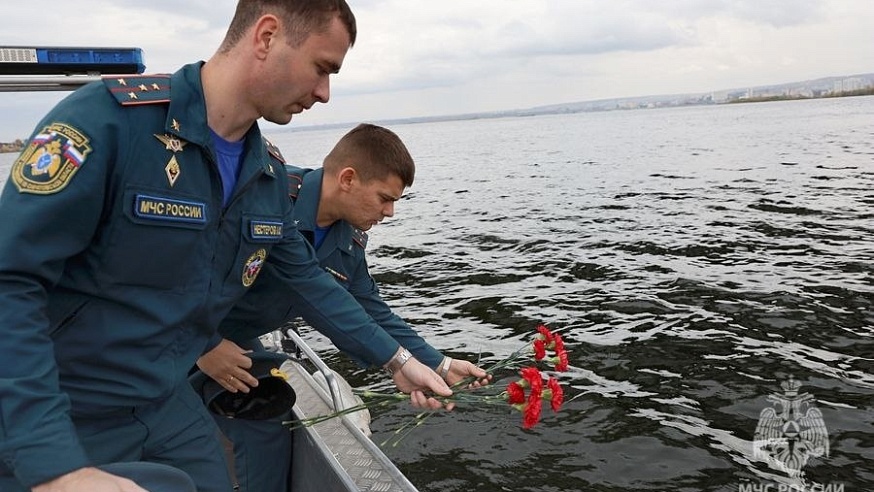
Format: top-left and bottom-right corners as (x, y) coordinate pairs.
(283, 328), (571, 442)
(381, 410), (435, 448)
(283, 391), (410, 430)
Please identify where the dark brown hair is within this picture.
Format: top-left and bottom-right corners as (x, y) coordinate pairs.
(221, 0), (356, 51)
(324, 124), (415, 187)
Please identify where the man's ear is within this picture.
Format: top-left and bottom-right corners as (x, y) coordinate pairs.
(252, 15), (280, 60)
(338, 167), (357, 191)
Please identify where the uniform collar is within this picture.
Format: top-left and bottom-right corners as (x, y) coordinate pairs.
(293, 168), (322, 233)
(166, 62), (277, 180)
(166, 62), (210, 146)
(294, 168), (360, 254)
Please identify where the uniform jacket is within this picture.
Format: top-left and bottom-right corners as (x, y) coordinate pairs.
(0, 62), (399, 487)
(284, 166), (442, 369)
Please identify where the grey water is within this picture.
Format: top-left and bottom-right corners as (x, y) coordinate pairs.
(2, 96), (872, 491)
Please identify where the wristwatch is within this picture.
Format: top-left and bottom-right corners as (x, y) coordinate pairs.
(384, 348), (413, 376)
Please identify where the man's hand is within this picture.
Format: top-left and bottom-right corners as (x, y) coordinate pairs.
(391, 357), (452, 409)
(32, 467), (147, 492)
(445, 359), (492, 388)
(196, 338), (257, 393)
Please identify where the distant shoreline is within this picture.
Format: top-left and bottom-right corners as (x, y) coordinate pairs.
(278, 89), (874, 134)
(725, 87), (874, 105)
(0, 140), (23, 154)
(3, 86), (873, 148)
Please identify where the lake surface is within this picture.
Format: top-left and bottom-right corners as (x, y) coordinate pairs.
(2, 96), (872, 491)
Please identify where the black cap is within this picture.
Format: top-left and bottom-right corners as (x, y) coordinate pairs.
(189, 351), (296, 421)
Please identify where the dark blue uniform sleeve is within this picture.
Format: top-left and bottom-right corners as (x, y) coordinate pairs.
(227, 215), (401, 368)
(220, 247), (443, 369)
(346, 256), (444, 369)
(0, 87), (116, 486)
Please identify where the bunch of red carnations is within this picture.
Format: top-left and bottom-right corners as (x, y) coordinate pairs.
(285, 324), (571, 443)
(480, 324), (569, 428)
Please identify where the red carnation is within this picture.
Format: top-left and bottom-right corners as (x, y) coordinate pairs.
(550, 334), (569, 372)
(506, 381), (526, 404)
(536, 324), (554, 344)
(552, 333), (565, 352)
(533, 339), (547, 360)
(551, 349), (569, 372)
(522, 377), (544, 428)
(519, 367), (543, 393)
(522, 398), (542, 429)
(545, 377), (564, 412)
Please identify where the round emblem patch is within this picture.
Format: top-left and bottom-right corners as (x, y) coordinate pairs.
(12, 123), (92, 195)
(242, 248), (268, 287)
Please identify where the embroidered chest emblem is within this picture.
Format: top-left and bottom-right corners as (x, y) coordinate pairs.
(242, 248), (268, 287)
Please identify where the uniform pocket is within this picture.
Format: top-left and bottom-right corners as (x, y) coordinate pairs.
(99, 186), (211, 291)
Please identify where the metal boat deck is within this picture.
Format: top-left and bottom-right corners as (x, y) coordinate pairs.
(277, 330), (420, 492)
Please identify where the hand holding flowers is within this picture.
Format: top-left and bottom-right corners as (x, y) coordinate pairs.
(285, 324), (571, 443)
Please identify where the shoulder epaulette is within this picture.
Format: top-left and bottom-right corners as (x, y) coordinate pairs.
(103, 74), (171, 106)
(285, 165), (305, 200)
(352, 227), (368, 249)
(263, 137), (286, 164)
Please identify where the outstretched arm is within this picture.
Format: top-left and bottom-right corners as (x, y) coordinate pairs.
(346, 257), (491, 389)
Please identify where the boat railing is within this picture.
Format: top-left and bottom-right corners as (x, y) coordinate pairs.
(269, 326), (421, 492)
(281, 328), (350, 412)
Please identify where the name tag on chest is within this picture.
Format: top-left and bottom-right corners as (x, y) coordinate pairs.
(134, 194), (207, 224)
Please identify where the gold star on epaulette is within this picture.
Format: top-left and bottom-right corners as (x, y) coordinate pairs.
(139, 84), (149, 91)
(117, 78), (127, 86)
(151, 83), (160, 90)
(128, 92), (138, 100)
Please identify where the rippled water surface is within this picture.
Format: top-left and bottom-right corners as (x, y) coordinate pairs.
(2, 97), (872, 491)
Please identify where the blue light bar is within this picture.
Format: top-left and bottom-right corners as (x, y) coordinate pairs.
(0, 46), (145, 75)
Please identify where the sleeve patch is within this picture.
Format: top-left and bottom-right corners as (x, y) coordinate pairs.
(11, 122), (92, 195)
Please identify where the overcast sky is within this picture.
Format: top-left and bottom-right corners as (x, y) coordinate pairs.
(1, 0), (872, 140)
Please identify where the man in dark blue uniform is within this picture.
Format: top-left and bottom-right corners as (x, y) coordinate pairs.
(197, 124), (489, 491)
(0, 2), (452, 492)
